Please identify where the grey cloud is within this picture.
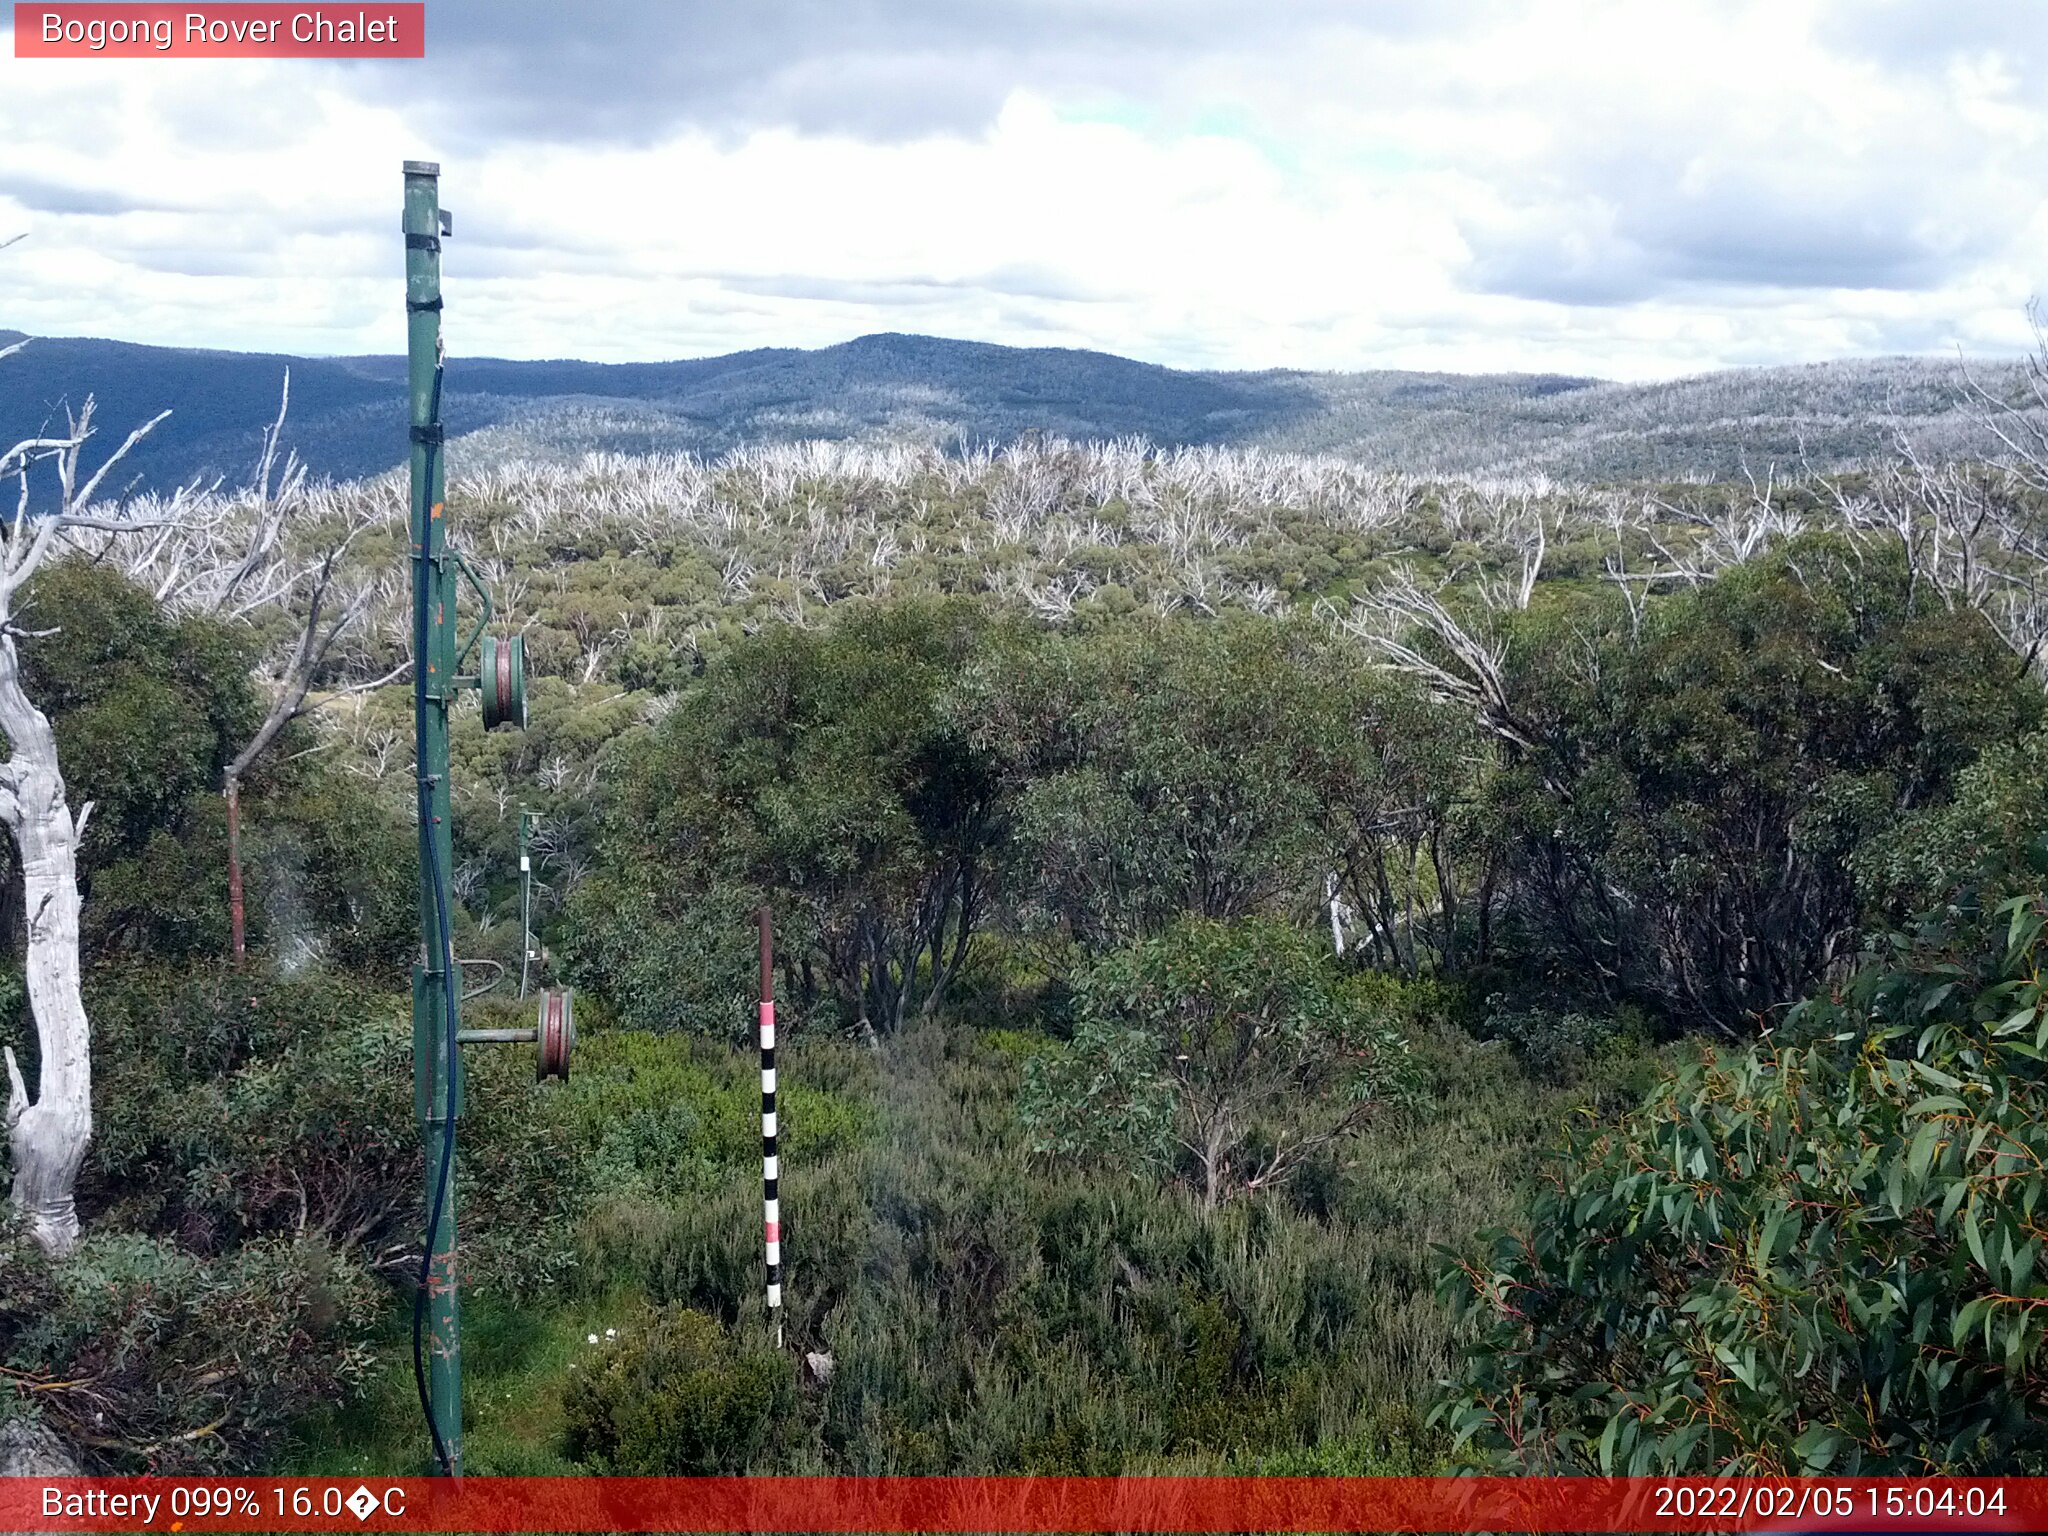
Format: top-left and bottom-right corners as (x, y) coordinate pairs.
(1653, 220), (1947, 292)
(0, 166), (374, 240)
(1464, 235), (1659, 307)
(112, 245), (317, 279)
(1818, 1), (2048, 83)
(979, 263), (1117, 303)
(443, 238), (633, 280)
(1822, 316), (1969, 357)
(1613, 150), (2001, 295)
(993, 306), (1083, 336)
(347, 0), (1484, 150)
(1465, 154), (2005, 307)
(0, 173), (166, 218)
(1466, 217), (1958, 308)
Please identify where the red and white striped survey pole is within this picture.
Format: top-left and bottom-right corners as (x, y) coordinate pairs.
(758, 907), (783, 1349)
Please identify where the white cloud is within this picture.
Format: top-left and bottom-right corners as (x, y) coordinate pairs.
(0, 0), (2042, 379)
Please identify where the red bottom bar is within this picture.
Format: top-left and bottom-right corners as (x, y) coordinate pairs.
(3, 1476), (2041, 1533)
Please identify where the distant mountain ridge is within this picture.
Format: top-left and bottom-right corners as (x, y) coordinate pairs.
(0, 327), (2020, 497)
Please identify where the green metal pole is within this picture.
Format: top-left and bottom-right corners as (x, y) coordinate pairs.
(404, 158), (462, 1475)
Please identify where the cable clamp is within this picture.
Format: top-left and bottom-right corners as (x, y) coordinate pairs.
(410, 424), (445, 445)
(407, 297), (443, 313)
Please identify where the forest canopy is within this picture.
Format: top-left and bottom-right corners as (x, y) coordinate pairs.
(4, 403), (2048, 1474)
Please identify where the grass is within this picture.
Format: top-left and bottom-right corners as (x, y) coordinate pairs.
(293, 989), (1671, 1476)
(292, 1288), (648, 1475)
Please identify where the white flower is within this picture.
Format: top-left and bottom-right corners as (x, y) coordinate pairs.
(587, 1333), (599, 1344)
(605, 1328), (617, 1338)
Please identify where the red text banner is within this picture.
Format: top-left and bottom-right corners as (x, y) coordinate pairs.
(13, 4), (425, 58)
(0, 1477), (2041, 1533)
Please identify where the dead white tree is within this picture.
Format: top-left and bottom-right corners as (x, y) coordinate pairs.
(1331, 570), (1542, 755)
(218, 535), (405, 957)
(1840, 315), (2048, 678)
(222, 386), (407, 956)
(1960, 303), (2048, 500)
(91, 375), (408, 957)
(0, 381), (185, 1254)
(1475, 512), (1547, 612)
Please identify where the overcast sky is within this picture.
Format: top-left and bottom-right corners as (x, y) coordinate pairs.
(1, 0), (2044, 380)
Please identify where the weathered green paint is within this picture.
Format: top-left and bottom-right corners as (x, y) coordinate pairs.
(404, 157), (462, 1476)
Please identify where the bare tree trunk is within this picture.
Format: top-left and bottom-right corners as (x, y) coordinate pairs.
(225, 773), (246, 961)
(0, 639), (92, 1257)
(77, 373), (403, 963)
(1195, 1117), (1228, 1216)
(207, 568), (405, 962)
(0, 371), (188, 1259)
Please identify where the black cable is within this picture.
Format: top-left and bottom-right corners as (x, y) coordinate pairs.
(410, 357), (460, 1478)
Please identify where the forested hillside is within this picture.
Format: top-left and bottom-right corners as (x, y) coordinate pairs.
(5, 348), (2048, 1476)
(0, 329), (2035, 503)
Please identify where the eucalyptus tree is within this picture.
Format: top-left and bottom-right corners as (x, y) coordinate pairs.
(576, 598), (1008, 1036)
(1020, 916), (1418, 1213)
(1439, 886), (2048, 1473)
(957, 616), (1332, 950)
(86, 373), (408, 957)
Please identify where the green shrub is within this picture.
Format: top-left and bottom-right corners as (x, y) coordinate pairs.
(561, 1028), (874, 1209)
(1435, 889), (2048, 1473)
(560, 1306), (794, 1472)
(957, 618), (1331, 949)
(85, 963), (586, 1297)
(462, 1044), (593, 1300)
(1858, 730), (2048, 920)
(569, 599), (1008, 1036)
(4, 561), (259, 961)
(1473, 995), (1646, 1082)
(86, 965), (412, 1247)
(0, 1219), (379, 1471)
(1020, 918), (1419, 1211)
(1488, 535), (2040, 1032)
(1244, 1402), (1449, 1474)
(529, 975), (1616, 1476)
(978, 1027), (1059, 1063)
(246, 773), (418, 976)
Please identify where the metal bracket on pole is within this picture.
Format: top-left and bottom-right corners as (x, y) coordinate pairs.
(449, 548), (494, 674)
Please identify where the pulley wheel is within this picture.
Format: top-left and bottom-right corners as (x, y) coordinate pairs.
(537, 987), (573, 1081)
(480, 634), (527, 731)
